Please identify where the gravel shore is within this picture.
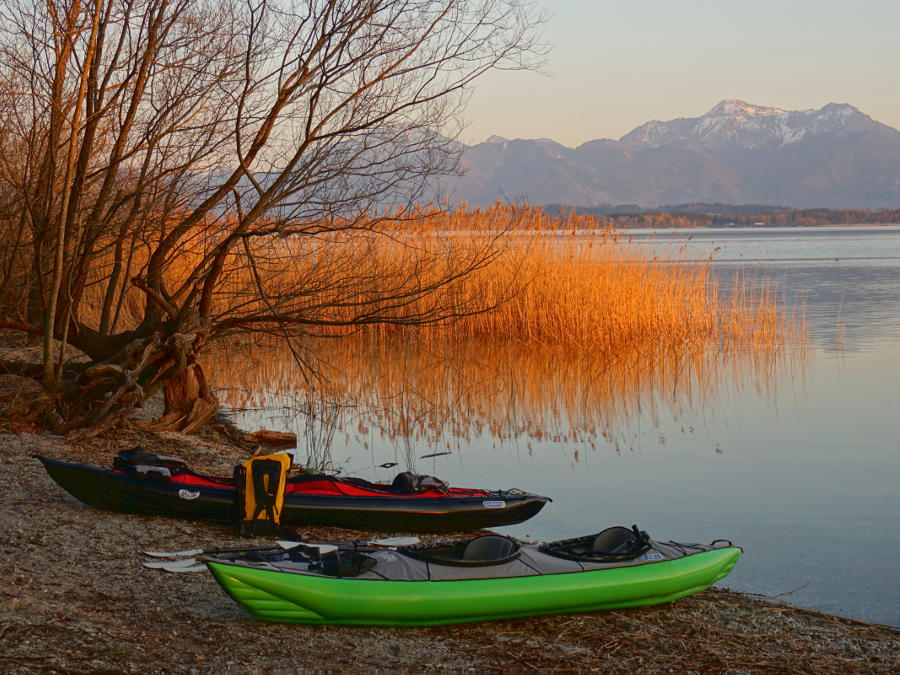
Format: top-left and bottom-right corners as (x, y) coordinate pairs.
(1, 429), (897, 673)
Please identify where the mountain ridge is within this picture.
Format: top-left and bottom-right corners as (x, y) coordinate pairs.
(446, 100), (900, 208)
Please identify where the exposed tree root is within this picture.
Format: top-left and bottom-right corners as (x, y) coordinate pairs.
(38, 326), (220, 436)
(147, 362), (219, 434)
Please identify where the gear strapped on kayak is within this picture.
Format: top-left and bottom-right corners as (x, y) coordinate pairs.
(112, 446), (189, 478)
(235, 453), (292, 537)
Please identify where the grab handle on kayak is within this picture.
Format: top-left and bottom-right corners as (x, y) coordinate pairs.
(709, 539), (733, 548)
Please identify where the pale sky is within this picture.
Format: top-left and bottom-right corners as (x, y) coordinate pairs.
(462, 0), (900, 148)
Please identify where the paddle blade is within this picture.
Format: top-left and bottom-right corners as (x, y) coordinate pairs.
(370, 536), (420, 547)
(162, 563), (206, 573)
(143, 548), (204, 558)
(143, 558), (198, 569)
(149, 561), (207, 573)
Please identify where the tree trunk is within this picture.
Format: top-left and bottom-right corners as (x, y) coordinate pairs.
(52, 319), (217, 437)
(146, 362), (218, 434)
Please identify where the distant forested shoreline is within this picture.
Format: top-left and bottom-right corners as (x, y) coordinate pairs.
(545, 204), (900, 229)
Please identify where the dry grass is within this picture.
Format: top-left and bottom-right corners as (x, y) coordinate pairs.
(74, 204), (798, 354)
(335, 205), (796, 357)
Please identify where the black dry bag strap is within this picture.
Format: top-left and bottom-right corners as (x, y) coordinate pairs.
(250, 459), (281, 522)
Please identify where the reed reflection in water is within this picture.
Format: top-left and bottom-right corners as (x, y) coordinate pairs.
(212, 333), (807, 472)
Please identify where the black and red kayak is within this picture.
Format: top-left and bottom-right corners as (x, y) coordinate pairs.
(34, 455), (550, 532)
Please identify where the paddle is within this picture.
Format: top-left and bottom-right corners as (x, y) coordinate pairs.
(143, 542), (297, 559)
(147, 561), (207, 573)
(142, 535), (421, 573)
(143, 557), (205, 569)
(144, 536), (419, 558)
(142, 558), (209, 572)
(143, 543), (338, 571)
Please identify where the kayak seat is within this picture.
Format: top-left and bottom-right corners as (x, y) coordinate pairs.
(539, 525), (653, 562)
(462, 536), (520, 562)
(398, 536), (521, 566)
(592, 526), (639, 555)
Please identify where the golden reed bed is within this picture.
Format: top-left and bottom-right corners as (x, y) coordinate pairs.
(201, 204), (806, 453)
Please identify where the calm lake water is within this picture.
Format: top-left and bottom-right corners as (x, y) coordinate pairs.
(231, 226), (900, 627)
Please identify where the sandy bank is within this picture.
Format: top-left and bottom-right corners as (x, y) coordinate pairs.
(1, 430), (897, 673)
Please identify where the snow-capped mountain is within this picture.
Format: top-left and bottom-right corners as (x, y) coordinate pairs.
(622, 100), (890, 150)
(446, 100), (900, 208)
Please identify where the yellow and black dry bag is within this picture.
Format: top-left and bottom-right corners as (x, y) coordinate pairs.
(234, 453), (292, 537)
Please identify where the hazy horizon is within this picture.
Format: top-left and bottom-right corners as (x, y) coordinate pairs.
(462, 0), (900, 147)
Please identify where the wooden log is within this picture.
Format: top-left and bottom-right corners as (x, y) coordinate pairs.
(246, 429), (297, 448)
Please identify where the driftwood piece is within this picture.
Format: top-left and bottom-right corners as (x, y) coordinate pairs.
(246, 429), (297, 448)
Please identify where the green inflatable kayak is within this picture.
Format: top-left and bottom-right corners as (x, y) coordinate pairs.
(206, 526), (741, 626)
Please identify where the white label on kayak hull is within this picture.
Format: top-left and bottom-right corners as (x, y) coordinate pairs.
(178, 489), (200, 500)
(482, 500), (506, 509)
(638, 552), (664, 561)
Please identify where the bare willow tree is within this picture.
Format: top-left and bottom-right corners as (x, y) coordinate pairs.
(0, 0), (543, 434)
